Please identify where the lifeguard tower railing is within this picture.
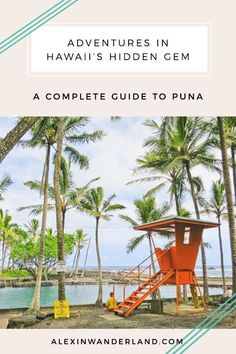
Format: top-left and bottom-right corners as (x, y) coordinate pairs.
(112, 247), (170, 303)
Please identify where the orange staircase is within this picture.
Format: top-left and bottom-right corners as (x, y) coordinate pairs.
(114, 269), (175, 317)
(113, 248), (171, 317)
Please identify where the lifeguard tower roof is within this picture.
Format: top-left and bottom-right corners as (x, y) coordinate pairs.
(134, 215), (219, 234)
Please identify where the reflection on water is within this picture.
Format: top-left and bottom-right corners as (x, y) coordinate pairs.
(0, 284), (223, 310)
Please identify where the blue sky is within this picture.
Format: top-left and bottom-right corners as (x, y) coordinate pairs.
(0, 117), (232, 268)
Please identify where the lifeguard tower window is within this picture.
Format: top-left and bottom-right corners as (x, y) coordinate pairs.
(183, 230), (190, 244)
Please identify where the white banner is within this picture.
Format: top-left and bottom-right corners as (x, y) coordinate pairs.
(0, 329), (233, 354)
(30, 25), (209, 73)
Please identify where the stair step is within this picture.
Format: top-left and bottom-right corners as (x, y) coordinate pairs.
(114, 309), (124, 314)
(136, 289), (148, 293)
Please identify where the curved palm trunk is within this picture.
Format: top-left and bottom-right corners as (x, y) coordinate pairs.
(173, 189), (186, 303)
(70, 248), (78, 277)
(231, 145), (236, 204)
(218, 117), (236, 294)
(81, 237), (91, 277)
(185, 162), (209, 300)
(173, 183), (181, 215)
(95, 217), (103, 306)
(54, 118), (66, 301)
(75, 247), (81, 277)
(2, 244), (7, 271)
(27, 144), (50, 313)
(7, 252), (11, 270)
(217, 216), (226, 294)
(148, 233), (156, 274)
(0, 117), (39, 163)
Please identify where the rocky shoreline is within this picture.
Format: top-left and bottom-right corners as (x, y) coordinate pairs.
(0, 270), (232, 288)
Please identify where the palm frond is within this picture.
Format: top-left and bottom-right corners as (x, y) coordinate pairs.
(127, 235), (146, 253)
(24, 180), (41, 191)
(64, 117), (90, 134)
(64, 145), (89, 169)
(104, 203), (125, 212)
(65, 130), (105, 144)
(126, 176), (164, 185)
(119, 215), (138, 227)
(144, 182), (167, 197)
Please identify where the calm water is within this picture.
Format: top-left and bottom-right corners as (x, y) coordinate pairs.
(0, 284), (223, 310)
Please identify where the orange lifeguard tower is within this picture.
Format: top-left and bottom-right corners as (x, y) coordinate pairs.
(113, 216), (219, 317)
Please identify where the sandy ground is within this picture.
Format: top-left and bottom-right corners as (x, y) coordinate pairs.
(2, 304), (234, 329)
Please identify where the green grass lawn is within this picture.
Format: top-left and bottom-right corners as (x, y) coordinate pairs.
(0, 269), (30, 278)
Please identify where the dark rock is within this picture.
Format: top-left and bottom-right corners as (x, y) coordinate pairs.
(7, 315), (37, 328)
(36, 312), (47, 320)
(46, 312), (55, 318)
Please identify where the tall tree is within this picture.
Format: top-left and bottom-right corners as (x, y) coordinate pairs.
(217, 117), (236, 293)
(200, 179), (227, 294)
(140, 117), (217, 299)
(81, 236), (91, 277)
(0, 209), (18, 273)
(128, 151), (186, 215)
(24, 219), (40, 241)
(0, 117), (39, 163)
(221, 117), (236, 203)
(19, 158), (99, 232)
(70, 229), (88, 278)
(26, 125), (51, 314)
(120, 196), (169, 260)
(20, 118), (62, 312)
(19, 117), (103, 308)
(120, 196), (170, 299)
(54, 118), (66, 301)
(80, 187), (125, 306)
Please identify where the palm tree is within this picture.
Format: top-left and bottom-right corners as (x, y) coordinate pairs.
(19, 158), (99, 232)
(20, 117), (104, 165)
(19, 117), (104, 309)
(81, 236), (91, 277)
(219, 117), (236, 203)
(200, 179), (227, 293)
(120, 196), (169, 257)
(22, 118), (54, 314)
(80, 187), (125, 306)
(24, 219), (40, 241)
(217, 117), (236, 294)
(0, 209), (18, 273)
(54, 117), (65, 300)
(70, 229), (88, 278)
(139, 117), (217, 300)
(128, 151), (186, 215)
(120, 196), (170, 299)
(0, 117), (39, 163)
